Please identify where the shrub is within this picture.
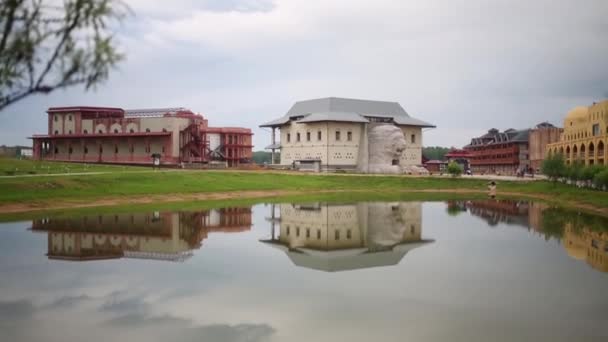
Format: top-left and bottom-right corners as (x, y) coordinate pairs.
(446, 161), (463, 178)
(593, 169), (608, 190)
(541, 153), (566, 183)
(565, 161), (585, 183)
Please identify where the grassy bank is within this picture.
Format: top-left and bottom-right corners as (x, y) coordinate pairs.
(1, 167), (607, 211)
(0, 156), (145, 176)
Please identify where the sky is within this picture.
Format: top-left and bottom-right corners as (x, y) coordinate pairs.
(1, 0), (607, 149)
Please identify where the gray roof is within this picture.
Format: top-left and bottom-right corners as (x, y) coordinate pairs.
(261, 239), (434, 272)
(260, 97), (435, 128)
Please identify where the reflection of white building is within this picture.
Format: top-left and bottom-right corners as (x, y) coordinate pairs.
(261, 202), (432, 272)
(31, 208), (252, 262)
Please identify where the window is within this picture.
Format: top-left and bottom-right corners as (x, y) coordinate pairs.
(306, 228), (310, 238)
(335, 131), (341, 141)
(592, 124), (600, 136)
(347, 229), (351, 239)
(54, 115), (58, 122)
(287, 133), (291, 143)
(114, 146), (118, 154)
(296, 133), (301, 142)
(286, 226), (290, 235)
(68, 115), (72, 121)
(347, 131), (352, 141)
(296, 227), (300, 237)
(146, 128), (151, 133)
(411, 134), (416, 144)
(98, 130), (103, 134)
(317, 230), (321, 239)
(68, 147), (73, 154)
(162, 128), (167, 132)
(114, 129), (119, 133)
(68, 130), (72, 134)
(54, 130), (59, 135)
(335, 230), (340, 240)
(84, 147), (88, 154)
(306, 132), (311, 141)
(317, 131), (322, 141)
(130, 129), (134, 133)
(54, 147), (58, 154)
(162, 146), (165, 153)
(83, 129), (88, 134)
(99, 146), (103, 154)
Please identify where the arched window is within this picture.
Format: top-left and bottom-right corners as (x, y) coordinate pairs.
(98, 130), (103, 134)
(83, 129), (88, 134)
(114, 129), (119, 133)
(84, 147), (88, 154)
(114, 146), (118, 154)
(162, 128), (167, 132)
(68, 130), (72, 134)
(54, 130), (59, 135)
(146, 128), (151, 133)
(130, 129), (134, 133)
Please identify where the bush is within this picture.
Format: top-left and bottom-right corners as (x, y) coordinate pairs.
(593, 169), (608, 190)
(565, 161), (585, 183)
(541, 153), (566, 183)
(581, 165), (604, 183)
(446, 161), (463, 178)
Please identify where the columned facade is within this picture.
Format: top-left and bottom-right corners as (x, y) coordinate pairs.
(546, 101), (608, 166)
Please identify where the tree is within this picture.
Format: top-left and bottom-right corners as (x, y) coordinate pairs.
(0, 0), (129, 111)
(540, 153), (566, 183)
(446, 161), (462, 177)
(422, 146), (451, 161)
(565, 161), (585, 183)
(593, 169), (608, 190)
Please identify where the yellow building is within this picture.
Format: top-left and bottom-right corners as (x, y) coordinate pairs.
(546, 100), (608, 165)
(563, 224), (608, 273)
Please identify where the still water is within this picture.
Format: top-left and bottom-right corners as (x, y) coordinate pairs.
(0, 200), (607, 342)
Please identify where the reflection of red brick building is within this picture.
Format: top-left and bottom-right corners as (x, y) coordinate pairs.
(464, 128), (530, 175)
(31, 208), (252, 262)
(30, 107), (253, 167)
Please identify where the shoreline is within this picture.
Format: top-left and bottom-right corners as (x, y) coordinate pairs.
(1, 188), (606, 217)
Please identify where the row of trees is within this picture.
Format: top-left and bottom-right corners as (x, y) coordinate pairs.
(541, 153), (608, 190)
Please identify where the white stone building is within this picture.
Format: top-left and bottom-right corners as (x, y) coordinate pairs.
(261, 97), (435, 173)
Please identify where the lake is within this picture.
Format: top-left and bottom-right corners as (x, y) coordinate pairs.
(0, 199), (607, 342)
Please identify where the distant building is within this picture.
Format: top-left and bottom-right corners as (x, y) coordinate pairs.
(444, 148), (473, 171)
(30, 106), (253, 167)
(546, 100), (608, 165)
(423, 159), (447, 173)
(463, 128), (530, 175)
(528, 122), (563, 170)
(260, 202), (433, 272)
(260, 97), (435, 173)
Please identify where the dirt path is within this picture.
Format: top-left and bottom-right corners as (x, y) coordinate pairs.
(1, 189), (606, 216)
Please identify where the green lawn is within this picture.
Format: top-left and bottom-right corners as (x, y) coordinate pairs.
(0, 157), (606, 212)
(0, 156), (146, 176)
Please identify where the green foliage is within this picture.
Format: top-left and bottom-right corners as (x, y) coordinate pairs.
(0, 0), (129, 110)
(541, 153), (566, 182)
(251, 151), (278, 165)
(581, 165), (604, 182)
(422, 146), (451, 161)
(565, 161), (585, 182)
(446, 161), (463, 177)
(594, 169), (608, 189)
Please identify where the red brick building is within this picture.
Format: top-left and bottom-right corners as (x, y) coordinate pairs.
(464, 128), (530, 175)
(30, 106), (253, 167)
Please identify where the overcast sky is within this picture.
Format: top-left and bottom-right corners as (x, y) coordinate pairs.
(1, 0), (607, 149)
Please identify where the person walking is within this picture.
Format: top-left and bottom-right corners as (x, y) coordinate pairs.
(488, 181), (497, 198)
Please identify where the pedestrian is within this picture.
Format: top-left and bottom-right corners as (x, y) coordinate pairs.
(488, 181), (497, 198)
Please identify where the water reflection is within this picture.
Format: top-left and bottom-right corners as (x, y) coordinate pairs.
(260, 202), (433, 272)
(31, 208), (252, 262)
(448, 199), (608, 273)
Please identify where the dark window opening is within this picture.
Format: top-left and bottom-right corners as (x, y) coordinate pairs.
(317, 131), (322, 141)
(392, 159), (399, 165)
(68, 115), (72, 121)
(98, 130), (103, 134)
(347, 131), (352, 141)
(54, 116), (58, 122)
(130, 129), (135, 133)
(83, 129), (88, 134)
(306, 132), (311, 141)
(146, 128), (151, 133)
(114, 129), (119, 133)
(296, 133), (301, 142)
(287, 133), (291, 143)
(114, 146), (118, 154)
(411, 134), (416, 144)
(54, 130), (59, 135)
(84, 147), (88, 154)
(335, 131), (341, 141)
(54, 147), (58, 154)
(68, 147), (73, 154)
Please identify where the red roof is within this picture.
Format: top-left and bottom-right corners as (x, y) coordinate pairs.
(445, 149), (472, 158)
(47, 106), (124, 113)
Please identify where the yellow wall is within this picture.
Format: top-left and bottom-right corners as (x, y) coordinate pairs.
(546, 100), (608, 165)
